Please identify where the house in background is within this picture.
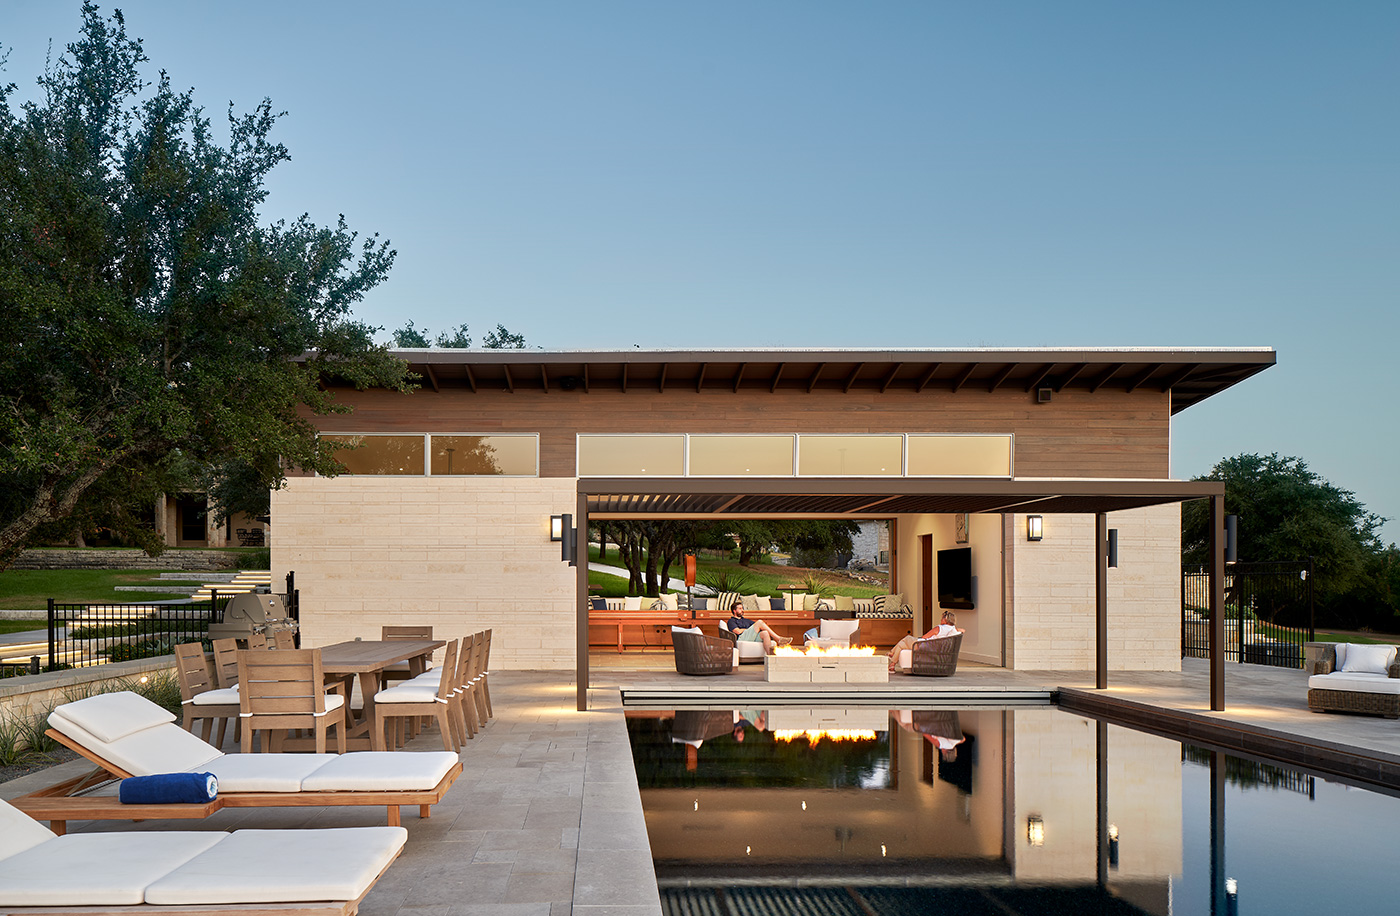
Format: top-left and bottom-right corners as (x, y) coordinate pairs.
(270, 347), (1272, 686)
(154, 493), (268, 548)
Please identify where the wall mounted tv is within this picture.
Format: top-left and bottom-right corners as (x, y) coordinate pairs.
(937, 546), (975, 610)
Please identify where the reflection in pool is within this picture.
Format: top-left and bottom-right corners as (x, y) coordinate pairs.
(626, 706), (1400, 915)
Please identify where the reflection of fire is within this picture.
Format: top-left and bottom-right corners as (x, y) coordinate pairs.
(773, 645), (877, 657)
(775, 729), (878, 743)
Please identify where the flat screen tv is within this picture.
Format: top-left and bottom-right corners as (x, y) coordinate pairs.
(937, 546), (974, 610)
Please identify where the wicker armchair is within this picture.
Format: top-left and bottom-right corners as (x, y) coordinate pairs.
(673, 630), (735, 676)
(910, 633), (963, 677)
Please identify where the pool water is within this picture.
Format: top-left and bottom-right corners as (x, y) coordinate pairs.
(626, 706), (1400, 915)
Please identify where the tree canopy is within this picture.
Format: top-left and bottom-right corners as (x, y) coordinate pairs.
(390, 320), (525, 349)
(0, 3), (411, 566)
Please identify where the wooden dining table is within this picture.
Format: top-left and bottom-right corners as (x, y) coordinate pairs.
(280, 638), (445, 751)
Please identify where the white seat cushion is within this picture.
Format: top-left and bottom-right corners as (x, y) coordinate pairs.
(301, 752), (459, 792)
(819, 619), (861, 643)
(52, 691), (176, 742)
(0, 799), (58, 861)
(898, 648), (912, 670)
(192, 754), (335, 793)
(375, 682), (445, 703)
(49, 711), (223, 776)
(1308, 672), (1400, 694)
(189, 687), (240, 706)
(0, 832), (222, 906)
(145, 827), (406, 905)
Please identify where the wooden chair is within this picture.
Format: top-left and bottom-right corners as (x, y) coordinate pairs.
(478, 629), (494, 721)
(380, 626), (434, 686)
(272, 629), (296, 649)
(246, 631), (268, 651)
(372, 639), (462, 752)
(173, 643), (240, 748)
(237, 648), (346, 754)
(452, 632), (480, 740)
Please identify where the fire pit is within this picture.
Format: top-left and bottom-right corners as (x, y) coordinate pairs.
(764, 644), (888, 683)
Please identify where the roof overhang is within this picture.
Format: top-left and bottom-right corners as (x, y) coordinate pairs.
(580, 477), (1225, 519)
(387, 347), (1274, 415)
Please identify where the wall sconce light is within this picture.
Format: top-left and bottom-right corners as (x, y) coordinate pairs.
(1108, 823), (1119, 869)
(1027, 515), (1043, 541)
(1225, 514), (1238, 563)
(1107, 529), (1118, 568)
(1026, 814), (1045, 847)
(549, 515), (564, 542)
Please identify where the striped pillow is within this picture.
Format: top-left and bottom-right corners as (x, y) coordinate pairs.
(717, 591), (740, 614)
(872, 594), (890, 614)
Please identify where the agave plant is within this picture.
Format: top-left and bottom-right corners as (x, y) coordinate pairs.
(801, 572), (833, 598)
(696, 568), (757, 596)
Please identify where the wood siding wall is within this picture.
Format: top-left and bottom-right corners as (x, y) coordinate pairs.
(313, 385), (1171, 479)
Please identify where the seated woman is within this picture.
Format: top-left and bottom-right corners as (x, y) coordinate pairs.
(727, 601), (792, 653)
(888, 611), (964, 671)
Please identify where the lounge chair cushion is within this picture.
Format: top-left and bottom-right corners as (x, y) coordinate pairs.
(54, 691), (176, 743)
(193, 754), (335, 793)
(189, 686), (240, 705)
(1307, 672), (1400, 694)
(0, 800), (58, 861)
(375, 682), (445, 703)
(0, 831), (223, 905)
(300, 752), (460, 792)
(144, 827), (406, 905)
(50, 708), (223, 776)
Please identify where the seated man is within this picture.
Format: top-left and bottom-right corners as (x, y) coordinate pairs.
(888, 611), (964, 671)
(727, 601), (792, 653)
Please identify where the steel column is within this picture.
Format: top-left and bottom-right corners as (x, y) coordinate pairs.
(1096, 512), (1108, 690)
(1210, 494), (1225, 710)
(576, 490), (590, 712)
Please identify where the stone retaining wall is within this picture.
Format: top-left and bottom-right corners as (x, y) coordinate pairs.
(11, 548), (242, 571)
(0, 657), (177, 742)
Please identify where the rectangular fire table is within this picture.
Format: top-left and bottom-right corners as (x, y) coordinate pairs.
(764, 650), (888, 683)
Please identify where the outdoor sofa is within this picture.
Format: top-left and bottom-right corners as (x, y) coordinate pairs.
(0, 797), (404, 916)
(1307, 643), (1400, 718)
(15, 692), (461, 833)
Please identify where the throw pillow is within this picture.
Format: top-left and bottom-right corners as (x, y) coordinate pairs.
(1340, 643), (1396, 674)
(623, 596), (642, 611)
(872, 595), (890, 614)
(804, 594), (820, 612)
(589, 596), (608, 610)
(741, 594), (760, 612)
(756, 596), (772, 611)
(771, 597), (786, 610)
(670, 625), (703, 635)
(717, 591), (740, 614)
(658, 593), (679, 611)
(834, 595), (855, 611)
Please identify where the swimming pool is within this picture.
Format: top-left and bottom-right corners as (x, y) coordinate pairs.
(626, 706), (1400, 915)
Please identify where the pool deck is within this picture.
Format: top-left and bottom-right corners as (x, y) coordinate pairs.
(5, 658), (1400, 916)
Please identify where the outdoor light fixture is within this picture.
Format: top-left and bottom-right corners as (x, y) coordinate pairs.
(549, 515), (564, 542)
(1225, 514), (1238, 563)
(559, 513), (575, 565)
(1107, 529), (1118, 568)
(1027, 515), (1043, 541)
(1027, 815), (1045, 847)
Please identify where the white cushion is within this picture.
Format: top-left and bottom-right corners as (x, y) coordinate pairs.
(145, 827), (407, 905)
(1338, 643), (1395, 674)
(741, 594), (760, 612)
(819, 619), (861, 642)
(736, 640), (766, 659)
(658, 593), (679, 611)
(194, 755), (335, 793)
(1308, 672), (1400, 694)
(671, 626), (703, 635)
(189, 687), (240, 706)
(0, 799), (57, 861)
(301, 752), (459, 792)
(374, 683), (444, 703)
(51, 691), (175, 743)
(623, 596), (643, 611)
(756, 596), (771, 611)
(898, 649), (912, 670)
(49, 711), (223, 777)
(0, 832), (222, 906)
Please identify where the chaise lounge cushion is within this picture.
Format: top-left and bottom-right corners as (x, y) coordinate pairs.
(54, 691), (178, 743)
(301, 752), (460, 793)
(0, 830), (223, 905)
(50, 704), (223, 776)
(195, 754), (336, 793)
(144, 827), (405, 905)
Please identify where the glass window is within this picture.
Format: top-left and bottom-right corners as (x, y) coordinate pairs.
(323, 435), (425, 475)
(906, 435), (1013, 477)
(577, 435), (685, 476)
(688, 435), (795, 476)
(797, 435), (902, 476)
(430, 435), (537, 476)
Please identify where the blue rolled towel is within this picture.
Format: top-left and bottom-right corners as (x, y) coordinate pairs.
(119, 772), (218, 805)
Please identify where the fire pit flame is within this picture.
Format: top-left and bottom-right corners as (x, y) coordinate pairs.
(773, 644), (877, 657)
(774, 728), (879, 744)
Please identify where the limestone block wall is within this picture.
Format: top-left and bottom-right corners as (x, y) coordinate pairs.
(271, 476), (577, 670)
(1010, 505), (1181, 671)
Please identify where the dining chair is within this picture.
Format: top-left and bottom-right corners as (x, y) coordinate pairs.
(237, 648), (346, 754)
(173, 642), (239, 748)
(272, 629), (296, 649)
(468, 630), (491, 727)
(450, 632), (479, 740)
(246, 631), (268, 651)
(478, 629), (494, 722)
(371, 639), (462, 752)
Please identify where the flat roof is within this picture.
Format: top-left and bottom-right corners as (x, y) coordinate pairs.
(388, 346), (1275, 414)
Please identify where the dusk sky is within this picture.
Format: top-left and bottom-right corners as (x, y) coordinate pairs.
(7, 2), (1397, 541)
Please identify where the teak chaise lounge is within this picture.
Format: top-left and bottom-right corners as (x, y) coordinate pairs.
(16, 692), (461, 834)
(0, 797), (404, 916)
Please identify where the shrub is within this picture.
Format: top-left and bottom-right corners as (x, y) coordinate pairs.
(236, 548), (271, 570)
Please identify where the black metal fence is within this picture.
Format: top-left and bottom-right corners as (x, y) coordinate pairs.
(42, 598), (217, 672)
(1182, 560), (1314, 668)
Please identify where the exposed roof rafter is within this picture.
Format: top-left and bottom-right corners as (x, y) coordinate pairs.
(502, 365), (513, 393)
(987, 364), (1016, 392)
(1024, 363), (1055, 392)
(733, 363), (746, 393)
(1125, 363), (1161, 393)
(916, 364), (941, 392)
(879, 363), (903, 393)
(770, 363), (784, 392)
(843, 363), (865, 393)
(1090, 363), (1124, 393)
(951, 363), (979, 392)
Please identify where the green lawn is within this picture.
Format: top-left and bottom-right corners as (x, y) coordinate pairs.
(587, 545), (888, 599)
(0, 569), (205, 610)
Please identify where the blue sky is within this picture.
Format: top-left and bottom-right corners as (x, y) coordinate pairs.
(7, 2), (1397, 541)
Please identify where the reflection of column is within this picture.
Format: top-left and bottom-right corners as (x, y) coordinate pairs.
(1096, 720), (1108, 889)
(1210, 750), (1226, 916)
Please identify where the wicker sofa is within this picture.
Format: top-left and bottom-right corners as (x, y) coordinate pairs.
(1307, 643), (1400, 718)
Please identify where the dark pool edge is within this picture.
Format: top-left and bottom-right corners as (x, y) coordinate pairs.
(1057, 686), (1400, 793)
